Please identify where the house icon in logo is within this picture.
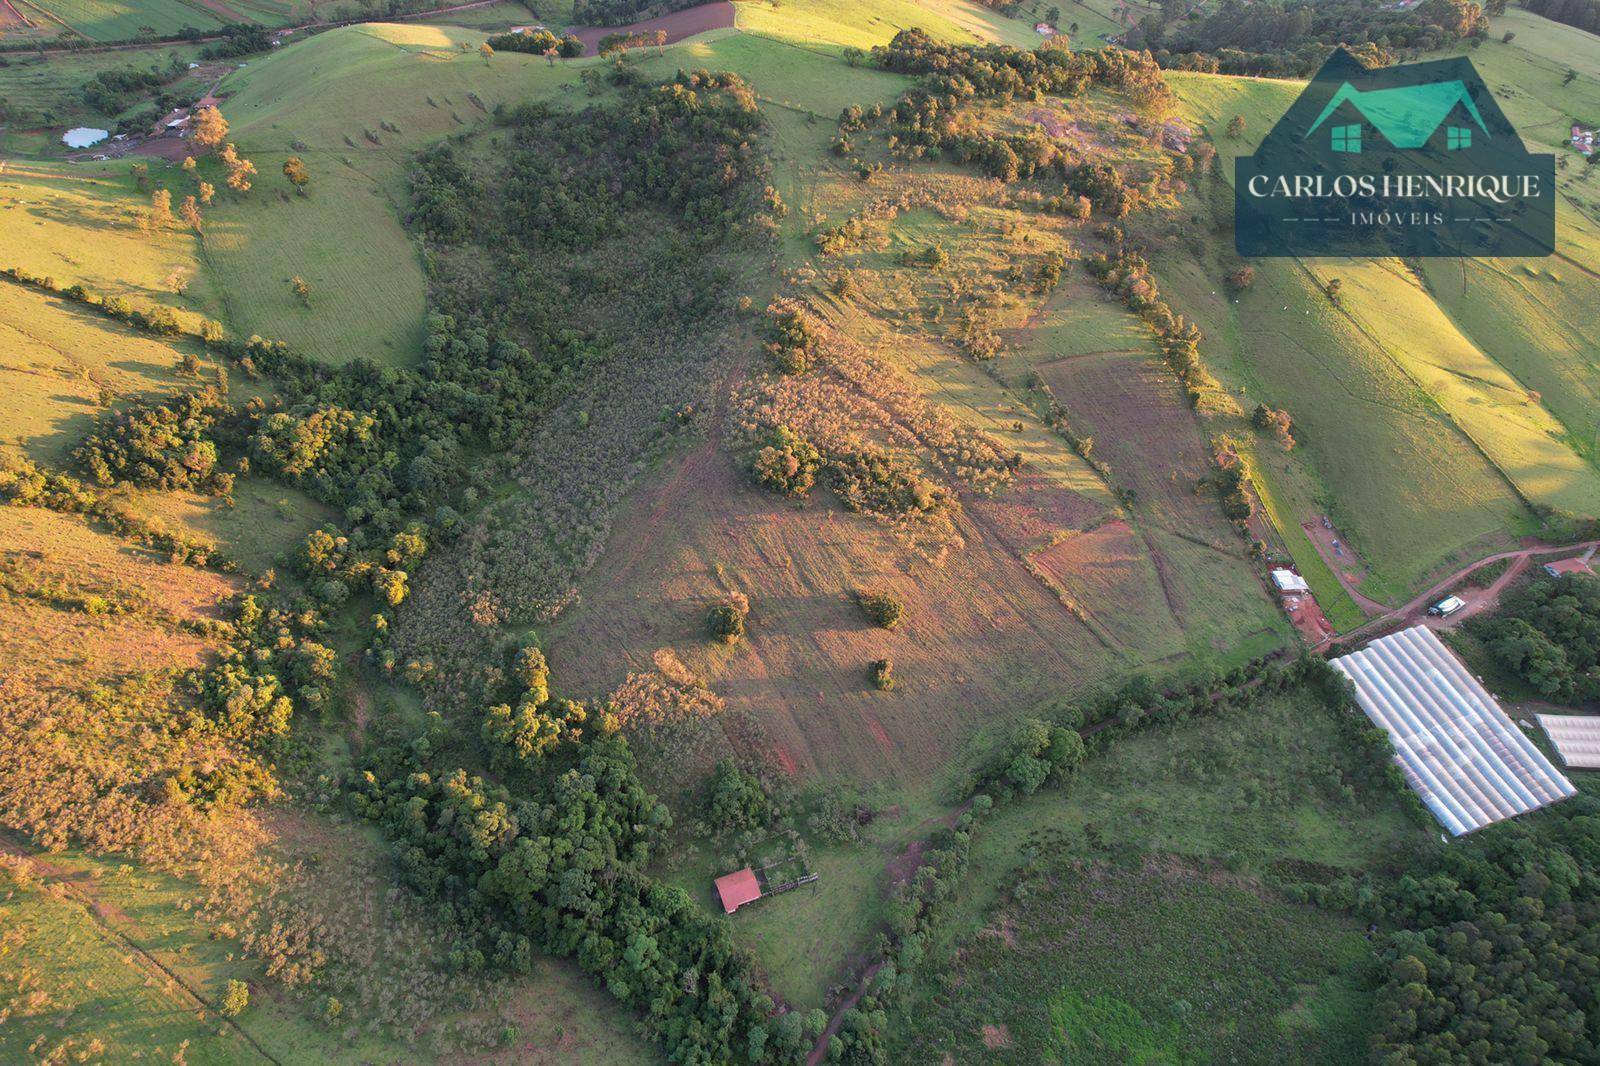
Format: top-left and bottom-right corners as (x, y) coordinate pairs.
(1305, 79), (1490, 155)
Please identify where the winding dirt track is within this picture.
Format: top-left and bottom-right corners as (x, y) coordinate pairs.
(1322, 539), (1600, 648)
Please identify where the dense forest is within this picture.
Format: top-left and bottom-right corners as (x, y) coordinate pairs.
(1469, 574), (1600, 703)
(1373, 800), (1600, 1061)
(1522, 0), (1600, 34)
(1134, 0), (1489, 75)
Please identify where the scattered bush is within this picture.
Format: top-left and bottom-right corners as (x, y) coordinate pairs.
(856, 589), (906, 630)
(708, 593), (749, 645)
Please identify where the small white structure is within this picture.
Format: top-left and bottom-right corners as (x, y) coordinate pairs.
(1538, 715), (1600, 769)
(1271, 568), (1310, 594)
(1332, 626), (1576, 835)
(1428, 594), (1466, 617)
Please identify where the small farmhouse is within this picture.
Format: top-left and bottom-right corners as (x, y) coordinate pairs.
(714, 867), (763, 914)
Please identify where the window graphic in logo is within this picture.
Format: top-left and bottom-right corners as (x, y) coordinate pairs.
(1236, 49), (1555, 257)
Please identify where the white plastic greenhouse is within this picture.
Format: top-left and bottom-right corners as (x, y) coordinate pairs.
(1537, 715), (1600, 769)
(1331, 626), (1575, 836)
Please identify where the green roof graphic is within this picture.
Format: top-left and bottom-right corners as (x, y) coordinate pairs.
(1305, 79), (1489, 148)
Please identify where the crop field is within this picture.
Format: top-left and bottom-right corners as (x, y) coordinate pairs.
(18, 0), (231, 40)
(890, 687), (1434, 1060)
(546, 443), (1130, 794)
(1038, 348), (1279, 647)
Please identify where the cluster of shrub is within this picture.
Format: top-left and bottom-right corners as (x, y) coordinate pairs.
(857, 31), (1170, 200)
(1468, 572), (1600, 703)
(1371, 795), (1600, 1062)
(0, 454), (226, 568)
(348, 717), (813, 1063)
(1083, 247), (1214, 407)
(200, 24), (276, 61)
(81, 65), (177, 117)
(250, 74), (772, 549)
(482, 29), (585, 57)
(2, 269), (206, 339)
(72, 391), (236, 495)
(572, 0), (701, 26)
(1134, 0), (1489, 77)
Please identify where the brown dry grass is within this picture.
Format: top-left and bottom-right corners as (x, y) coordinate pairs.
(0, 507), (237, 689)
(548, 437), (1117, 792)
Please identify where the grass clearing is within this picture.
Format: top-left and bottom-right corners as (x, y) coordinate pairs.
(198, 21), (615, 364)
(891, 687), (1434, 1061)
(21, 0), (230, 40)
(0, 161), (222, 321)
(734, 0), (1041, 53)
(898, 857), (1378, 1064)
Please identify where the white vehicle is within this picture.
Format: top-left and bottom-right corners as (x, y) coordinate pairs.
(1427, 595), (1466, 618)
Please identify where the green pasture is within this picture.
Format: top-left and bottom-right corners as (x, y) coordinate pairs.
(0, 43), (211, 131)
(0, 160), (222, 319)
(200, 22), (590, 364)
(889, 686), (1433, 1060)
(895, 858), (1378, 1064)
(734, 0), (1040, 53)
(20, 0), (231, 41)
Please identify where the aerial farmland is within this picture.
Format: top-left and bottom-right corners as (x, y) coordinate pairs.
(4, 0), (1600, 1061)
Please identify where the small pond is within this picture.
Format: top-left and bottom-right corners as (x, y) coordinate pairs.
(62, 127), (110, 148)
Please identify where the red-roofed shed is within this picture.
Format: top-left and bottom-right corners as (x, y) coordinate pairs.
(714, 867), (762, 914)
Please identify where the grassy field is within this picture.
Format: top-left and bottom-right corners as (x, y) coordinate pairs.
(735, 0), (1041, 52)
(19, 0), (232, 40)
(196, 22), (604, 364)
(890, 687), (1434, 1061)
(1161, 72), (1582, 605)
(0, 161), (224, 322)
(0, 43), (213, 133)
(898, 857), (1378, 1063)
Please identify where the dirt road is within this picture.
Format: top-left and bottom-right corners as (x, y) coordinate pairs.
(1324, 539), (1600, 648)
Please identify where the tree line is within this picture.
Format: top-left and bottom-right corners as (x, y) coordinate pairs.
(1135, 0), (1489, 76)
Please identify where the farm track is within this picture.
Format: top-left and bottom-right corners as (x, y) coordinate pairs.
(1326, 538), (1600, 648)
(0, 830), (281, 1064)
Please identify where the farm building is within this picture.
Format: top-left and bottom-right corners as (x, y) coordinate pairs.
(1538, 715), (1600, 769)
(714, 867), (763, 914)
(1271, 569), (1310, 593)
(1331, 626), (1576, 835)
